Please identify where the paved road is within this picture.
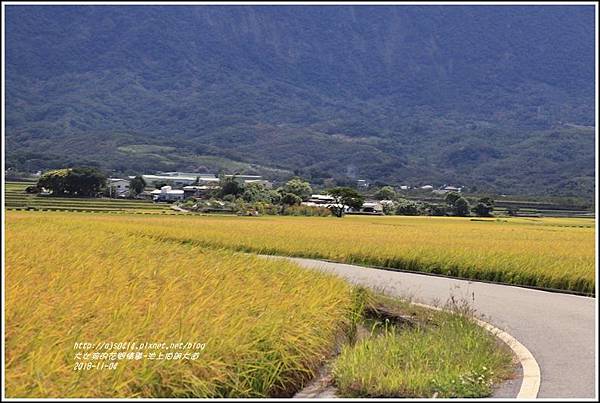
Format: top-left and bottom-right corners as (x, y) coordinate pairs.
(269, 256), (596, 399)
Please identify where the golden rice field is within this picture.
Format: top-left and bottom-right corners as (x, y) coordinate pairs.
(12, 211), (591, 293)
(5, 211), (356, 397)
(144, 214), (595, 293)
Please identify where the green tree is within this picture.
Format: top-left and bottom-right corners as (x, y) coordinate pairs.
(424, 203), (447, 216)
(395, 198), (419, 216)
(454, 197), (471, 216)
(38, 167), (106, 197)
(445, 192), (470, 216)
(327, 187), (364, 217)
(282, 177), (312, 201)
(242, 182), (272, 203)
(374, 186), (397, 200)
(268, 189), (282, 205)
(220, 176), (244, 198)
(38, 169), (70, 195)
(381, 201), (397, 215)
(129, 175), (146, 196)
(279, 192), (302, 214)
(445, 192), (462, 206)
(65, 167), (106, 197)
(472, 197), (494, 217)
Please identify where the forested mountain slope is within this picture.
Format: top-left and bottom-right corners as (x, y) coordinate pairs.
(5, 5), (596, 197)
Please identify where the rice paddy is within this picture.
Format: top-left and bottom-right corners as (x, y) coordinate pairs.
(15, 210), (591, 293)
(4, 181), (173, 214)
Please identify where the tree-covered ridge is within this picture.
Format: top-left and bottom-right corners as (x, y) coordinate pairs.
(5, 5), (596, 198)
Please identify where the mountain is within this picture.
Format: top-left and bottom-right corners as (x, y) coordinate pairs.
(4, 5), (596, 198)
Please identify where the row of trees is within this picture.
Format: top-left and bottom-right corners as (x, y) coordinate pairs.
(391, 192), (494, 217)
(373, 185), (496, 217)
(441, 192), (495, 217)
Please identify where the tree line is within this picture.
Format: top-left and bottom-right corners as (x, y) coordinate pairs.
(373, 185), (495, 217)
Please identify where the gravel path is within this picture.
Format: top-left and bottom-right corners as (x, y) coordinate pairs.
(267, 256), (596, 399)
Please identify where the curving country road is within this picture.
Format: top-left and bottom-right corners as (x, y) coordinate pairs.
(267, 256), (596, 399)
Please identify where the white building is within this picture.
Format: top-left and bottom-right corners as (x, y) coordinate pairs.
(150, 186), (185, 202)
(107, 178), (130, 197)
(302, 194), (340, 210)
(433, 185), (463, 195)
(302, 195), (384, 215)
(305, 194), (336, 204)
(443, 185), (462, 192)
(138, 173), (264, 188)
(359, 201), (384, 214)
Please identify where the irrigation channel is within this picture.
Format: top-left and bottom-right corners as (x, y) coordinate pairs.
(262, 256), (596, 399)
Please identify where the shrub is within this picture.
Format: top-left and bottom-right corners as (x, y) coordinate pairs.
(25, 185), (41, 194)
(395, 198), (420, 216)
(472, 197), (494, 217)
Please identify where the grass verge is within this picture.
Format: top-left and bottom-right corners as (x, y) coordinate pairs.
(332, 293), (516, 398)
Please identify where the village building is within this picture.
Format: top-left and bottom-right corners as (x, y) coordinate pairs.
(107, 178), (130, 197)
(137, 172), (266, 188)
(301, 194), (342, 210)
(302, 195), (384, 215)
(443, 185), (462, 192)
(433, 185), (463, 195)
(358, 201), (384, 214)
(304, 194), (336, 205)
(150, 185), (185, 202)
(346, 200), (384, 215)
(139, 174), (198, 187)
